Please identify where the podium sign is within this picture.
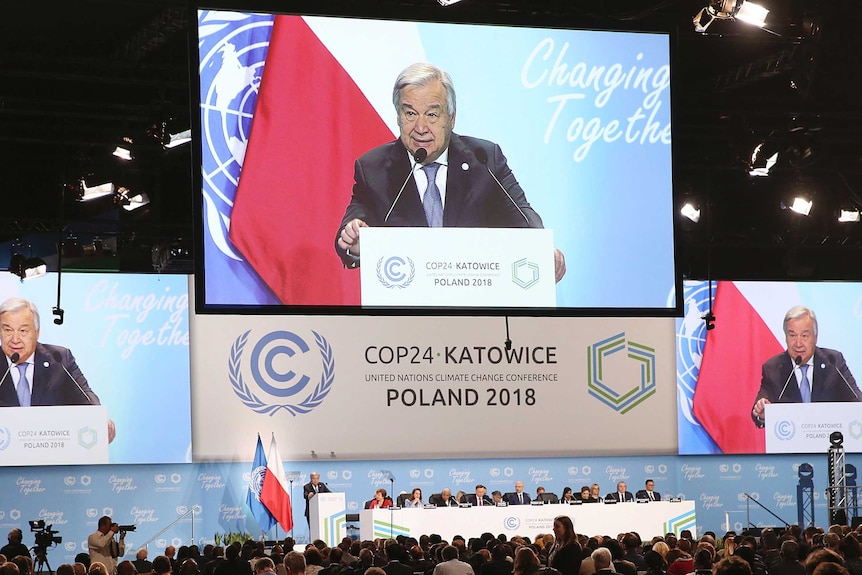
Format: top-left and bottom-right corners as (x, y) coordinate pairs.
(360, 228), (556, 308)
(309, 492), (346, 546)
(765, 402), (862, 453)
(0, 406), (109, 465)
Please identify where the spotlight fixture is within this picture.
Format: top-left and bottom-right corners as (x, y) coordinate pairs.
(10, 253), (47, 281)
(749, 142), (779, 177)
(838, 209), (860, 223)
(681, 202), (701, 223)
(694, 0), (769, 33)
(112, 136), (135, 161)
(78, 179), (116, 201)
(830, 431), (844, 447)
(164, 129), (192, 149)
(789, 197), (813, 216)
(118, 187), (150, 212)
(437, 0), (465, 5)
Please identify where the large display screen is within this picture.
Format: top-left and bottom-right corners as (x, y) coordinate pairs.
(195, 6), (678, 315)
(0, 272), (191, 464)
(677, 280), (862, 455)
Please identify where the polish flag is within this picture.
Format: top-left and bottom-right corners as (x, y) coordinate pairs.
(228, 15), (394, 305)
(692, 281), (785, 453)
(261, 433), (293, 531)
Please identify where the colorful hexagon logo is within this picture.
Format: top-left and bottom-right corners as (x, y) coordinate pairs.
(587, 332), (656, 413)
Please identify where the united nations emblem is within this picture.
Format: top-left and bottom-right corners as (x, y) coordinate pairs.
(229, 330), (335, 416)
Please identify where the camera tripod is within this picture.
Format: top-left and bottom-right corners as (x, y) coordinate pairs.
(31, 545), (52, 574)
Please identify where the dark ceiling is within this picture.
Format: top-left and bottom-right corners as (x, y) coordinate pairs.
(1, 0), (861, 279)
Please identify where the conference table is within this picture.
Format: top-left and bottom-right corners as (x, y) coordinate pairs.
(359, 501), (695, 541)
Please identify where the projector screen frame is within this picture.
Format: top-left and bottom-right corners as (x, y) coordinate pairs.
(191, 0), (683, 318)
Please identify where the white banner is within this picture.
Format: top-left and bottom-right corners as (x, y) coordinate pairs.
(191, 312), (677, 461)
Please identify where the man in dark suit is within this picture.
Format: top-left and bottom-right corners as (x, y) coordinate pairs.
(303, 472), (331, 525)
(0, 297), (105, 411)
(605, 481), (634, 503)
(751, 305), (860, 427)
(335, 62), (565, 281)
(429, 488), (458, 507)
(506, 481), (531, 505)
(464, 484), (494, 507)
(635, 479), (661, 502)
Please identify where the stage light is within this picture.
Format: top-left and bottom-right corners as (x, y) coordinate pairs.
(749, 142), (779, 177)
(789, 197), (813, 216)
(681, 202), (701, 223)
(735, 1), (769, 27)
(694, 0), (769, 33)
(830, 431), (844, 447)
(163, 129), (192, 149)
(438, 0), (465, 5)
(112, 146), (133, 161)
(121, 191), (150, 212)
(838, 209), (860, 223)
(10, 254), (47, 281)
(79, 179), (116, 201)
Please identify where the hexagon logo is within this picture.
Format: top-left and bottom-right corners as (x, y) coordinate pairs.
(78, 427), (98, 449)
(587, 332), (656, 413)
(848, 420), (862, 440)
(511, 258), (540, 289)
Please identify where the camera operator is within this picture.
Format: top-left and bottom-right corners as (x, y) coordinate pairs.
(0, 529), (30, 559)
(88, 517), (126, 575)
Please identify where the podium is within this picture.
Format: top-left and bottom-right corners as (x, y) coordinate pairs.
(0, 405), (109, 465)
(359, 227), (556, 307)
(309, 492), (346, 546)
(765, 402), (862, 453)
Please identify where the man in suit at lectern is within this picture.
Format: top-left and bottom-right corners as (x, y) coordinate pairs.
(751, 306), (861, 428)
(0, 297), (115, 442)
(303, 472), (331, 525)
(334, 62), (565, 282)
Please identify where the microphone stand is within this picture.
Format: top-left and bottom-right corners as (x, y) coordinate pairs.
(286, 471), (301, 539)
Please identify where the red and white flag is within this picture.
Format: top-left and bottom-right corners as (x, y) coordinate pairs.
(261, 433), (293, 531)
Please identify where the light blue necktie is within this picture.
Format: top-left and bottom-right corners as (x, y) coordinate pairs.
(799, 364), (811, 403)
(16, 363), (31, 407)
(422, 163), (443, 227)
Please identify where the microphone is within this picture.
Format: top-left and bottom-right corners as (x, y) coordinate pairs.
(384, 147), (427, 223)
(0, 352), (21, 390)
(830, 358), (859, 400)
(777, 355), (803, 401)
(51, 351), (93, 404)
(473, 147), (529, 225)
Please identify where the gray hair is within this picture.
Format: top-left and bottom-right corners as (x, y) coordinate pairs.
(392, 63), (456, 117)
(0, 297), (40, 331)
(591, 548), (612, 570)
(783, 305), (817, 337)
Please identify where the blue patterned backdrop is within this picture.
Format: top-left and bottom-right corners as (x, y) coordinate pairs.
(0, 451), (853, 562)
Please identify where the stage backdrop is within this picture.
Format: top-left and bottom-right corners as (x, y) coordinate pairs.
(198, 10), (675, 310)
(190, 310), (677, 461)
(0, 272), (191, 464)
(0, 452), (850, 562)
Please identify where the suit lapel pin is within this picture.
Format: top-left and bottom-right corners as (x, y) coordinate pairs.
(461, 162), (469, 171)
(821, 363), (826, 369)
(43, 361), (49, 368)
